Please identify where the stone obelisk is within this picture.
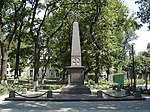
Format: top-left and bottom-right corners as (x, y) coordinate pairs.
(61, 20), (91, 94)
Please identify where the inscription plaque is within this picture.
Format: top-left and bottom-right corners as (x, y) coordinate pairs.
(70, 73), (81, 83)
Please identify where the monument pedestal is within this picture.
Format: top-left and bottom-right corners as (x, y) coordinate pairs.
(61, 85), (91, 94)
(61, 66), (91, 94)
(61, 21), (91, 94)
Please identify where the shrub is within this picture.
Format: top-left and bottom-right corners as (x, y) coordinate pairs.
(86, 79), (95, 85)
(98, 80), (111, 85)
(143, 89), (150, 95)
(19, 80), (29, 85)
(40, 84), (63, 90)
(44, 80), (67, 85)
(22, 84), (32, 90)
(0, 84), (23, 95)
(95, 85), (110, 90)
(85, 79), (111, 90)
(137, 79), (145, 85)
(0, 85), (8, 94)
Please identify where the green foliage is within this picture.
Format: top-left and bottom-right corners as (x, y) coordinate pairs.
(135, 48), (150, 75)
(86, 79), (95, 85)
(124, 79), (145, 85)
(44, 80), (67, 85)
(95, 85), (110, 90)
(86, 79), (111, 90)
(0, 0), (140, 83)
(136, 0), (150, 29)
(145, 89), (150, 95)
(98, 80), (111, 86)
(7, 85), (23, 91)
(22, 84), (32, 90)
(95, 80), (111, 90)
(40, 84), (63, 90)
(0, 85), (8, 94)
(137, 79), (145, 85)
(0, 84), (23, 95)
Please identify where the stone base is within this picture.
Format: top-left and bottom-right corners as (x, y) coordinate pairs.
(61, 85), (91, 94)
(32, 81), (39, 91)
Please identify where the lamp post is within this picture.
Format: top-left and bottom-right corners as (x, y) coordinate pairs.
(145, 66), (148, 90)
(131, 44), (136, 91)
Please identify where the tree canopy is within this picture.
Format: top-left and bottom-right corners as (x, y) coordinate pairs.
(136, 0), (150, 29)
(0, 0), (140, 84)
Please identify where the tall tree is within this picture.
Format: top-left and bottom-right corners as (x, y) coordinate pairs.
(29, 0), (64, 89)
(0, 0), (26, 85)
(0, 0), (141, 86)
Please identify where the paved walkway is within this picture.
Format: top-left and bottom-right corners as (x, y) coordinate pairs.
(0, 98), (150, 112)
(0, 94), (9, 101)
(0, 90), (150, 112)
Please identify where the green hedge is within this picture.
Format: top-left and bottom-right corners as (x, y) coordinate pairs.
(95, 85), (110, 90)
(44, 80), (67, 85)
(39, 84), (63, 90)
(22, 84), (32, 90)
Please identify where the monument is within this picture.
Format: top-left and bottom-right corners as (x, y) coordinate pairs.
(61, 15), (91, 94)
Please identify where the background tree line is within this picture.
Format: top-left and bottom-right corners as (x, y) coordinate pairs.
(0, 0), (146, 87)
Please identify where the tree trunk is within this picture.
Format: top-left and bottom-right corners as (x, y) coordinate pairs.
(14, 37), (21, 83)
(41, 67), (47, 84)
(95, 53), (100, 84)
(106, 68), (110, 81)
(1, 43), (8, 85)
(33, 37), (40, 90)
(0, 14), (8, 85)
(19, 69), (21, 76)
(95, 67), (99, 84)
(62, 70), (66, 81)
(33, 38), (40, 81)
